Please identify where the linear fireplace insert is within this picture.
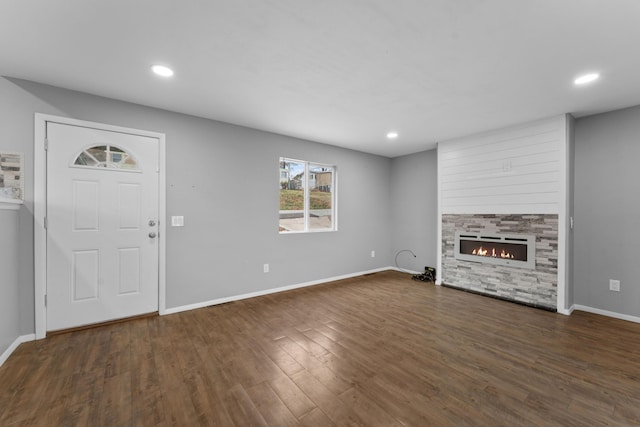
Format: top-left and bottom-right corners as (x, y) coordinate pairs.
(454, 231), (536, 269)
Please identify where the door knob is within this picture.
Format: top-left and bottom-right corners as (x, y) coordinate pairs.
(148, 232), (157, 238)
(149, 220), (156, 226)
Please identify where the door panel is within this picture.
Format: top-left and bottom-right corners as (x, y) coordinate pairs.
(46, 122), (159, 331)
(72, 250), (99, 301)
(73, 180), (99, 230)
(118, 247), (141, 295)
(118, 183), (141, 229)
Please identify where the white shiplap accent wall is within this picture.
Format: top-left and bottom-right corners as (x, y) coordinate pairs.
(438, 115), (566, 214)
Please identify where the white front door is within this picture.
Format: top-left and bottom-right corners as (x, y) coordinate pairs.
(46, 122), (159, 332)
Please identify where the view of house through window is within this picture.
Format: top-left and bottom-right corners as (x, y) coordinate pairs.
(73, 144), (139, 171)
(279, 157), (336, 233)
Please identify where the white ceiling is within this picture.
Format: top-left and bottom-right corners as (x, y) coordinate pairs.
(1, 1), (640, 157)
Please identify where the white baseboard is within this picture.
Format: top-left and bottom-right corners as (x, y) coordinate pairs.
(573, 305), (640, 324)
(389, 267), (422, 275)
(556, 305), (575, 316)
(164, 267), (394, 315)
(0, 334), (36, 368)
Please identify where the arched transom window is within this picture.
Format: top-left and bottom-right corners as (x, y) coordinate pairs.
(73, 145), (139, 171)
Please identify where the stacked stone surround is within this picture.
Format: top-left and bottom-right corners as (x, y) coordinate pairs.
(442, 214), (558, 310)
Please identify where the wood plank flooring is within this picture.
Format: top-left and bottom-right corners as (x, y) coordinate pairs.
(2, 270), (640, 426)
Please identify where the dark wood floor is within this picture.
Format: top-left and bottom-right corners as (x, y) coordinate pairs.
(2, 271), (640, 426)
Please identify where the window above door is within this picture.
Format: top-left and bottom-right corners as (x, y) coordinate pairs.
(72, 144), (139, 171)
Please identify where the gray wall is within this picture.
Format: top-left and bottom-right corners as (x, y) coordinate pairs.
(389, 149), (438, 273)
(0, 77), (393, 342)
(0, 208), (20, 355)
(12, 71), (640, 356)
(574, 105), (640, 318)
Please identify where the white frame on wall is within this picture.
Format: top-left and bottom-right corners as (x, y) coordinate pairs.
(33, 113), (167, 339)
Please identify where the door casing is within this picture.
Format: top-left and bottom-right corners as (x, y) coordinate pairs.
(34, 113), (167, 339)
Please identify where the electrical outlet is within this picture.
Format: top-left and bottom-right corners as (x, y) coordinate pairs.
(609, 279), (620, 292)
(263, 263), (269, 273)
(371, 250), (375, 258)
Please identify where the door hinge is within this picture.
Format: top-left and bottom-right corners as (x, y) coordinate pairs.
(44, 216), (48, 229)
(44, 138), (49, 151)
(44, 294), (47, 307)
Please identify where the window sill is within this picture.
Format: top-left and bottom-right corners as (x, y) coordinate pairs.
(279, 229), (337, 235)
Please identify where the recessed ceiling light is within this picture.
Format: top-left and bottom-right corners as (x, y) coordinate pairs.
(574, 73), (599, 85)
(151, 65), (174, 77)
(386, 132), (399, 139)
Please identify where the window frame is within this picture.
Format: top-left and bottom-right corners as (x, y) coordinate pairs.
(71, 144), (141, 173)
(279, 157), (337, 234)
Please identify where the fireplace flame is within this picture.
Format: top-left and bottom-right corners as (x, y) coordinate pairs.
(471, 246), (515, 259)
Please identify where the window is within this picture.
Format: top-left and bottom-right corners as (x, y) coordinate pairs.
(72, 145), (139, 171)
(279, 157), (336, 233)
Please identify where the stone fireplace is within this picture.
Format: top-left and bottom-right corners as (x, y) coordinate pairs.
(442, 214), (558, 310)
(437, 115), (572, 313)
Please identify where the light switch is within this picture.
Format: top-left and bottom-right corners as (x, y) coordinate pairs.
(171, 216), (184, 227)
